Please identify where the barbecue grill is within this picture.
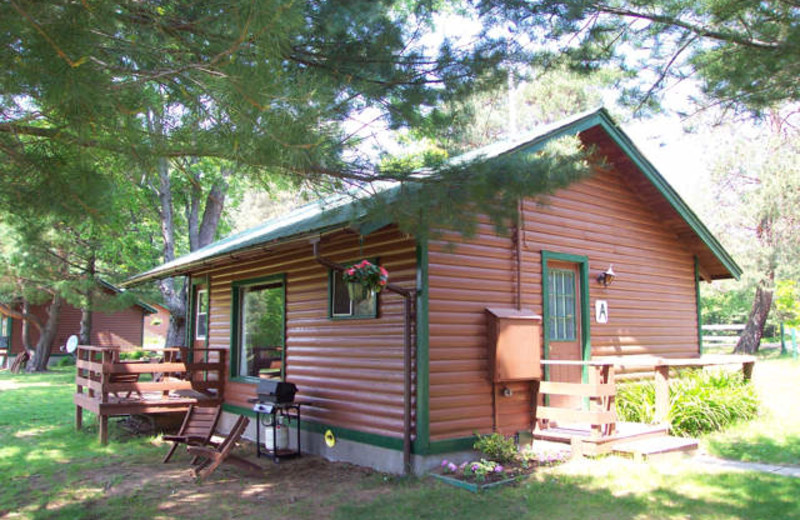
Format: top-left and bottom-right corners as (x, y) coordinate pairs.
(249, 380), (303, 462)
(256, 380), (297, 404)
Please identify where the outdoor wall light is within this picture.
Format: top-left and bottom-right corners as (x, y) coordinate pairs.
(597, 265), (616, 287)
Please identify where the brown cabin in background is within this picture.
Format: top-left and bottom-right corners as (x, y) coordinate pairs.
(143, 303), (170, 348)
(0, 281), (158, 365)
(124, 108), (740, 473)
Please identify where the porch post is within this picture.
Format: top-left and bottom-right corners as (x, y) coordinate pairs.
(654, 365), (670, 425)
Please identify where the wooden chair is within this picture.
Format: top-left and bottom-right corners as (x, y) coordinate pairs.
(162, 405), (223, 463)
(186, 415), (262, 480)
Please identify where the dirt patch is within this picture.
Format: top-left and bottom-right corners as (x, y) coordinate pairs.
(70, 441), (399, 519)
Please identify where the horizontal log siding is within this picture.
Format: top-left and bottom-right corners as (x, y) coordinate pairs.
(196, 227), (417, 440)
(428, 167), (698, 441)
(10, 302), (145, 354)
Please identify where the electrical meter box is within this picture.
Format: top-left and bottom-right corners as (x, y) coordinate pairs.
(485, 307), (542, 382)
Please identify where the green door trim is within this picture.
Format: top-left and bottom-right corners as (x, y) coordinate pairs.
(541, 251), (591, 384)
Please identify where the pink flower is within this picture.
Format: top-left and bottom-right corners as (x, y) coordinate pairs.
(441, 460), (449, 467)
(379, 266), (388, 276)
(347, 268), (355, 275)
(494, 465), (504, 473)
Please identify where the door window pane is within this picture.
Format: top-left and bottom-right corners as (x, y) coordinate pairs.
(548, 269), (576, 341)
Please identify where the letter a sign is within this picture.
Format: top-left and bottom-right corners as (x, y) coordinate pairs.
(595, 300), (609, 324)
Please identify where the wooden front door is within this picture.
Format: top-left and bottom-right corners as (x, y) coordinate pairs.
(546, 263), (583, 409)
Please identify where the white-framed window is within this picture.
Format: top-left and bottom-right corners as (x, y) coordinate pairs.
(195, 289), (208, 340)
(329, 269), (378, 319)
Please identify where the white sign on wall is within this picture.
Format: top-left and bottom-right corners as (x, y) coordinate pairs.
(595, 300), (609, 324)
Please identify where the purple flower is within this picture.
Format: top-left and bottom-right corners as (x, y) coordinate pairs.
(447, 462), (457, 472)
(471, 464), (479, 471)
(459, 462), (467, 470)
(495, 465), (504, 473)
(441, 460), (449, 467)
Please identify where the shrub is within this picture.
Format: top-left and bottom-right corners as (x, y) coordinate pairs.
(119, 349), (148, 361)
(616, 369), (759, 437)
(56, 356), (76, 367)
(473, 432), (517, 462)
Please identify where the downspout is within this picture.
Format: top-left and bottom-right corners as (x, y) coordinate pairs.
(516, 198), (523, 311)
(312, 239), (417, 475)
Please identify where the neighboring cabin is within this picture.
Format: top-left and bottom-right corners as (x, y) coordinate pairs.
(143, 303), (171, 349)
(125, 108), (740, 473)
(0, 281), (158, 367)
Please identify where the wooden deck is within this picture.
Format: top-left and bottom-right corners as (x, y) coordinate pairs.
(74, 346), (226, 444)
(534, 355), (755, 457)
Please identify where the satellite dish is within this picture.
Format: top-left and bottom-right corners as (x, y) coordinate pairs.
(65, 335), (79, 354)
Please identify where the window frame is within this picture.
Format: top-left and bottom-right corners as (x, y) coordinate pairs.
(230, 274), (287, 384)
(327, 258), (380, 320)
(194, 288), (208, 341)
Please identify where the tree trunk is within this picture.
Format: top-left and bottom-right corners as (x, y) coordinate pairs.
(80, 255), (95, 345)
(734, 284), (773, 354)
(79, 306), (92, 345)
(155, 155), (230, 348)
(27, 295), (62, 372)
(21, 300), (33, 351)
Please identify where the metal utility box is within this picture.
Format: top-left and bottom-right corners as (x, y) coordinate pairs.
(485, 307), (543, 382)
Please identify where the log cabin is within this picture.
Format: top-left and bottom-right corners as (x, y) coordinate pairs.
(124, 108), (740, 473)
(0, 280), (158, 367)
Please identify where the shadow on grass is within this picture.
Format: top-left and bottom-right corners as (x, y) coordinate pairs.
(331, 471), (800, 520)
(30, 467), (800, 520)
(0, 373), (161, 518)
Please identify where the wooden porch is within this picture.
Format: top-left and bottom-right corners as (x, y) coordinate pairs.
(74, 346), (226, 444)
(535, 355), (756, 458)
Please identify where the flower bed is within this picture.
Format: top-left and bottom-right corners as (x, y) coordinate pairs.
(431, 437), (571, 492)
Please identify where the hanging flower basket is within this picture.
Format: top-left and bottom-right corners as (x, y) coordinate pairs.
(342, 260), (388, 302)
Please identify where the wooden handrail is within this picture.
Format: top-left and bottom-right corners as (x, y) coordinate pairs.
(75, 345), (226, 402)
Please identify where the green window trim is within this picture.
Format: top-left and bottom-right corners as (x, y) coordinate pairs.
(327, 257), (379, 320)
(414, 238), (430, 455)
(230, 273), (287, 385)
(186, 275), (210, 363)
(541, 251), (591, 384)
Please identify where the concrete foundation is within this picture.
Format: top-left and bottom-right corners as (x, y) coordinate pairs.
(218, 410), (478, 476)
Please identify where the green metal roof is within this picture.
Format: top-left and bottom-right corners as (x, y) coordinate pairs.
(124, 107), (741, 286)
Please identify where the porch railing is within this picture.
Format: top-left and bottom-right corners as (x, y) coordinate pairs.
(538, 354), (756, 436)
(75, 346), (226, 404)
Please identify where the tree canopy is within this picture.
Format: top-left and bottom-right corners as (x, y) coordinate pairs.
(477, 0), (800, 114)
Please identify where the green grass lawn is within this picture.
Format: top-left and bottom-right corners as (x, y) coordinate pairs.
(0, 367), (162, 518)
(702, 354), (800, 465)
(1, 361), (798, 520)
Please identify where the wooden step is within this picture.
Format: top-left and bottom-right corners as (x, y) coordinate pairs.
(613, 436), (699, 461)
